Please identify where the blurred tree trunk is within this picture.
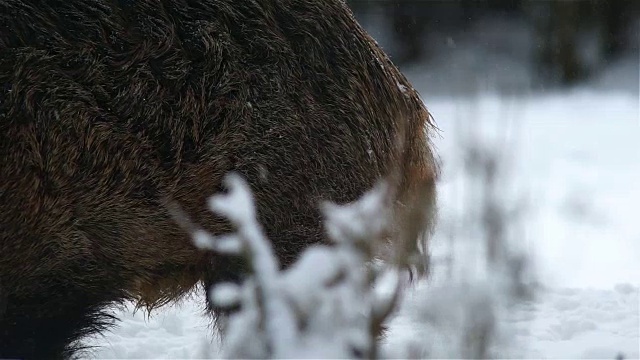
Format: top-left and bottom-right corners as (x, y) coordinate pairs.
(531, 1), (586, 85)
(389, 1), (427, 65)
(530, 0), (638, 86)
(486, 0), (522, 12)
(597, 0), (633, 59)
(553, 1), (586, 84)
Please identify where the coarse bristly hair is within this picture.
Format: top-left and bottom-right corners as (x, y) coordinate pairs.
(0, 0), (438, 358)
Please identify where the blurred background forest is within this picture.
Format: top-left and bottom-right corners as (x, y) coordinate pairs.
(346, 0), (639, 97)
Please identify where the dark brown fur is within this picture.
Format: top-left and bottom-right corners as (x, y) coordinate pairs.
(0, 0), (438, 358)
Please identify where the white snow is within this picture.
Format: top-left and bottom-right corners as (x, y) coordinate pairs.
(209, 283), (241, 309)
(199, 175), (399, 359)
(208, 174), (298, 359)
(429, 91), (640, 291)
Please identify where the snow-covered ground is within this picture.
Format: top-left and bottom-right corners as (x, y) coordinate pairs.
(384, 91), (640, 359)
(83, 88), (639, 359)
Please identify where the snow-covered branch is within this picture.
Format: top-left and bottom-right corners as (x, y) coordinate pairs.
(194, 174), (403, 359)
